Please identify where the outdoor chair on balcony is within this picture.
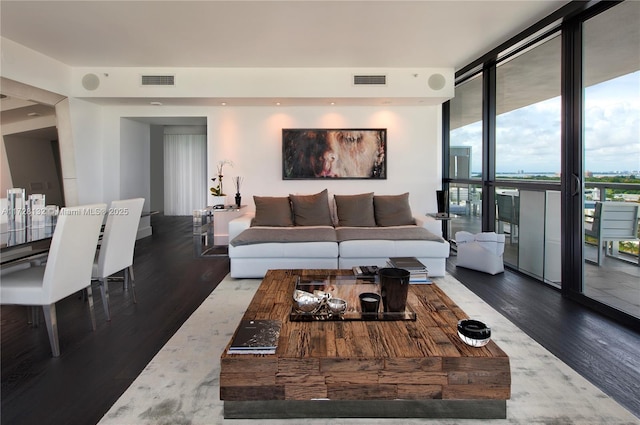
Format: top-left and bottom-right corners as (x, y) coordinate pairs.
(585, 201), (640, 266)
(496, 193), (519, 244)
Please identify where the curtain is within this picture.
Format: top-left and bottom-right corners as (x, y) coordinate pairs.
(163, 134), (207, 216)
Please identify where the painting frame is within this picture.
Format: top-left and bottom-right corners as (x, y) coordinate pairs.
(282, 128), (387, 180)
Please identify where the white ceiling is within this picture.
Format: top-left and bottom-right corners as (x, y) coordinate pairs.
(0, 1), (573, 134)
(0, 0), (571, 70)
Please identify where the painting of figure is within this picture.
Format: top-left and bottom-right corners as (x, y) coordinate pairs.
(283, 129), (386, 179)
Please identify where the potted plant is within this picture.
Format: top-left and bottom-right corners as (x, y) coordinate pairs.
(210, 160), (233, 206)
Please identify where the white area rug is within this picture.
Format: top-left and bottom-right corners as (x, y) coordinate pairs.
(99, 274), (638, 425)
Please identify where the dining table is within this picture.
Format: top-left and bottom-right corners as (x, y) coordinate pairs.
(1, 221), (56, 266)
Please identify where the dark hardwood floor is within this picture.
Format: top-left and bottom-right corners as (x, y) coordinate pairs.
(1, 215), (639, 424)
(448, 261), (640, 419)
(1, 215), (230, 425)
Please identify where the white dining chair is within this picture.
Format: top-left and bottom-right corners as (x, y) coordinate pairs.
(0, 203), (107, 357)
(92, 198), (145, 321)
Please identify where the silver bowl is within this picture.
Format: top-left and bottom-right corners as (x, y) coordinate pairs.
(292, 289), (322, 313)
(326, 297), (347, 315)
(457, 319), (491, 347)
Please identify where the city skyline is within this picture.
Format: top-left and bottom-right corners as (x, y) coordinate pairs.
(451, 71), (640, 175)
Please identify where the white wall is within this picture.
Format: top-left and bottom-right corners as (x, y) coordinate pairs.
(149, 125), (164, 212)
(93, 103), (442, 215)
(67, 98), (104, 204)
(207, 106), (442, 215)
(120, 119), (151, 211)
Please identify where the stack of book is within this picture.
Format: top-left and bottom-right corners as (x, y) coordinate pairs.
(352, 265), (379, 278)
(227, 319), (281, 354)
(387, 257), (431, 283)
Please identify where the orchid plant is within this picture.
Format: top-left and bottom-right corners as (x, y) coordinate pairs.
(210, 160), (234, 196)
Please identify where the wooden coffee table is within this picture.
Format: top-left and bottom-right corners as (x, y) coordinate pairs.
(220, 269), (510, 419)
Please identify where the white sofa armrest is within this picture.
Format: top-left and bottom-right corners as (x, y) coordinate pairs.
(414, 214), (443, 237)
(228, 213), (255, 241)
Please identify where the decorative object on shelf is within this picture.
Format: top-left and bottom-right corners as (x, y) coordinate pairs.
(210, 160), (233, 207)
(457, 319), (491, 347)
(210, 160), (234, 197)
(7, 188), (26, 229)
(282, 129), (386, 179)
(436, 189), (449, 216)
(28, 193), (46, 228)
(234, 176), (243, 208)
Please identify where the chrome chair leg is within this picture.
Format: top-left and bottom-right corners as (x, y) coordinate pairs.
(125, 267), (137, 304)
(99, 278), (111, 321)
(42, 304), (60, 357)
(86, 286), (97, 331)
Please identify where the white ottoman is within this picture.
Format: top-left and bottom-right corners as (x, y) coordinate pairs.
(455, 231), (505, 275)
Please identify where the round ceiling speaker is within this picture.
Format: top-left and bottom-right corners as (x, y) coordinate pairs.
(82, 73), (100, 91)
(428, 73), (446, 91)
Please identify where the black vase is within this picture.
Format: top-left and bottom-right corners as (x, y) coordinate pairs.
(436, 190), (448, 214)
(235, 193), (241, 208)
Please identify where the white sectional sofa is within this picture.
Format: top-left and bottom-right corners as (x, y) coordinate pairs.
(228, 190), (450, 278)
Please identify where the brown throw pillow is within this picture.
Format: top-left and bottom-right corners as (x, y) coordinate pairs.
(289, 189), (333, 226)
(334, 193), (376, 227)
(373, 193), (415, 226)
(252, 196), (294, 227)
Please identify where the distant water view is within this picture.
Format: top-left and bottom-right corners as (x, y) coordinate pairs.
(473, 171), (640, 179)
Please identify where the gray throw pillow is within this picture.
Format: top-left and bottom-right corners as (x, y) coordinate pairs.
(289, 189), (333, 226)
(373, 193), (415, 226)
(252, 196), (294, 227)
(334, 193), (376, 227)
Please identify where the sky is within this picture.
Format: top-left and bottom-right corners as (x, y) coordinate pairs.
(451, 71), (640, 175)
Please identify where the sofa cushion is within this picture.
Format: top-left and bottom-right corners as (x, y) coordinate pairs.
(230, 227), (337, 246)
(373, 193), (415, 226)
(289, 189), (333, 226)
(253, 196), (294, 227)
(334, 193), (376, 227)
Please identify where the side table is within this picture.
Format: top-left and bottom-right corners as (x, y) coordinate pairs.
(427, 212), (458, 242)
(193, 205), (247, 257)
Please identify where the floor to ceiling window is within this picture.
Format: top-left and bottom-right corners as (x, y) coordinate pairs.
(445, 1), (639, 325)
(494, 33), (562, 285)
(582, 1), (640, 319)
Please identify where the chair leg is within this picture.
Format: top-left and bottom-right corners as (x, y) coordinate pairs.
(86, 286), (97, 331)
(125, 266), (137, 304)
(42, 304), (60, 357)
(597, 239), (604, 266)
(99, 278), (111, 321)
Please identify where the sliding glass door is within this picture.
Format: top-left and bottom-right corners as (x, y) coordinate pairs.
(581, 2), (640, 319)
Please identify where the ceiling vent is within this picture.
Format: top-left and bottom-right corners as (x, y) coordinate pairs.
(141, 75), (175, 86)
(353, 75), (386, 85)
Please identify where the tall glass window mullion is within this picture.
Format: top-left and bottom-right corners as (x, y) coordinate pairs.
(449, 74), (483, 237)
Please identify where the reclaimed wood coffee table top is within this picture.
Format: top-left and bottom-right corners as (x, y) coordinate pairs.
(220, 269), (511, 403)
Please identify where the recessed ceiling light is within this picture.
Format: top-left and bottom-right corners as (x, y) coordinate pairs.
(150, 101), (163, 106)
(27, 112), (41, 117)
(275, 102), (281, 106)
(330, 102), (335, 105)
(221, 102), (227, 106)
